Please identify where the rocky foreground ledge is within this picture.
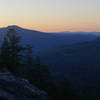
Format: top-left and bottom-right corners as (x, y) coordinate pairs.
(0, 72), (48, 100)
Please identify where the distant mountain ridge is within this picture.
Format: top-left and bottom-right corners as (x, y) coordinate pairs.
(0, 25), (99, 52)
(39, 36), (100, 87)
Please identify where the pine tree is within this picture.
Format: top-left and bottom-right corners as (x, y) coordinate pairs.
(25, 45), (34, 67)
(0, 29), (24, 73)
(0, 37), (10, 70)
(20, 44), (35, 78)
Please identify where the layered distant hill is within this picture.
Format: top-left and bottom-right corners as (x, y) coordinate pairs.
(39, 37), (100, 87)
(0, 25), (99, 52)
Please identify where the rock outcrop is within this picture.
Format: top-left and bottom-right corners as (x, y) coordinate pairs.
(0, 72), (48, 100)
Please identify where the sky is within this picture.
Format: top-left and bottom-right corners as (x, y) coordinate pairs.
(0, 0), (100, 32)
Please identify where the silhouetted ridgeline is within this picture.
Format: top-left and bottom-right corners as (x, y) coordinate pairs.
(0, 25), (98, 51)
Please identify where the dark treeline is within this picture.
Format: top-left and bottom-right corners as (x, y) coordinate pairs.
(0, 29), (78, 100)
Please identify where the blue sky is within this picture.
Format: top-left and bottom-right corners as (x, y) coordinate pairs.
(0, 0), (100, 32)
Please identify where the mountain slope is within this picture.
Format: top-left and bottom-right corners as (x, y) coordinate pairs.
(39, 37), (100, 86)
(0, 25), (98, 51)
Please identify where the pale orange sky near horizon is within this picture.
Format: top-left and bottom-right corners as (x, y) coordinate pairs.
(0, 0), (100, 32)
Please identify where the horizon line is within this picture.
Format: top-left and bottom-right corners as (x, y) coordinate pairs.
(0, 25), (100, 33)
